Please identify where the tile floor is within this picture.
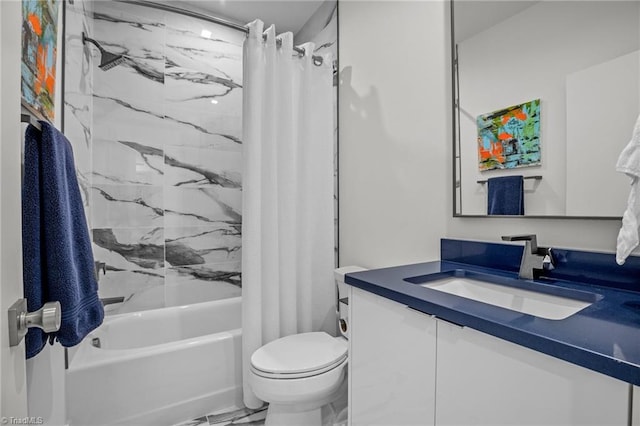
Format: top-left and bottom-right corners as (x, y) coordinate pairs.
(175, 402), (349, 426)
(175, 406), (267, 426)
(175, 387), (347, 426)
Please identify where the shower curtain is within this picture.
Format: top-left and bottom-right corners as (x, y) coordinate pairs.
(241, 20), (335, 408)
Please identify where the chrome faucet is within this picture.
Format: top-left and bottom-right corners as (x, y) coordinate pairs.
(501, 235), (554, 280)
(94, 261), (106, 282)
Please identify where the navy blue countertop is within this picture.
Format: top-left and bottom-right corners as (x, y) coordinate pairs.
(345, 240), (640, 386)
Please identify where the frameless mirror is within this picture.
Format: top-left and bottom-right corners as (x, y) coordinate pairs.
(452, 0), (640, 218)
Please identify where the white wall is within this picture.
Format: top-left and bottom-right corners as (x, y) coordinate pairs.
(339, 0), (627, 262)
(447, 216), (622, 253)
(458, 1), (640, 216)
(565, 50), (639, 216)
(0, 0), (29, 419)
(338, 0), (450, 268)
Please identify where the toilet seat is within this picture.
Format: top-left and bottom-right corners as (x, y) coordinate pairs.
(250, 332), (347, 379)
(251, 356), (347, 379)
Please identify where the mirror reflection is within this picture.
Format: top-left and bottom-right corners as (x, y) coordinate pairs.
(453, 0), (640, 217)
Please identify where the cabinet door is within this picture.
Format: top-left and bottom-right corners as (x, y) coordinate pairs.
(436, 321), (629, 426)
(633, 386), (639, 426)
(349, 287), (437, 426)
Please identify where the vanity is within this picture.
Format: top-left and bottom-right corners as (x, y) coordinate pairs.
(345, 239), (640, 425)
(341, 2), (640, 424)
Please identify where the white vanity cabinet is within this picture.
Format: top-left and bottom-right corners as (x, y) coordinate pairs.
(349, 287), (437, 426)
(633, 386), (640, 426)
(349, 287), (632, 426)
(436, 320), (629, 426)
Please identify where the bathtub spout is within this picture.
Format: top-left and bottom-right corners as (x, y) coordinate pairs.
(100, 296), (125, 306)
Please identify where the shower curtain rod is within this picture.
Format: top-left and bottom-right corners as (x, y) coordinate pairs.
(115, 0), (328, 66)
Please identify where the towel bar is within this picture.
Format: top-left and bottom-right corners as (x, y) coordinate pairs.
(21, 99), (47, 131)
(477, 175), (542, 184)
(21, 113), (41, 131)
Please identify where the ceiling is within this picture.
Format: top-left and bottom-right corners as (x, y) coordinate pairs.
(170, 0), (325, 34)
(454, 0), (539, 41)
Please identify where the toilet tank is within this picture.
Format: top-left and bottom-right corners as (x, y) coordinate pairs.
(334, 266), (367, 285)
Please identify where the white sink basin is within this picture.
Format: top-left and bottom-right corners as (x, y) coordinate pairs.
(421, 276), (593, 320)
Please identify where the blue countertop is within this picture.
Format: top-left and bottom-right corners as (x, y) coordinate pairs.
(345, 245), (640, 386)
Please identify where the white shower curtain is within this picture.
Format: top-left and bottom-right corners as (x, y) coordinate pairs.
(241, 20), (335, 409)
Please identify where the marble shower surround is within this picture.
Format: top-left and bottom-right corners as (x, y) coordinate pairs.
(64, 1), (339, 315)
(88, 1), (244, 313)
(64, 0), (94, 216)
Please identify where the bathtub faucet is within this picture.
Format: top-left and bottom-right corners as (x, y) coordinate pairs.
(95, 261), (106, 282)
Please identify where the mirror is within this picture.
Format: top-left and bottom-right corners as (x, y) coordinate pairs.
(452, 0), (640, 218)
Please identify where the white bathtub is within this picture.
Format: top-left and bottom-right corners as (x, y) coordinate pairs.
(66, 297), (243, 426)
(104, 280), (242, 315)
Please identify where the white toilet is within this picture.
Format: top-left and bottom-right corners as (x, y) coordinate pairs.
(248, 266), (366, 426)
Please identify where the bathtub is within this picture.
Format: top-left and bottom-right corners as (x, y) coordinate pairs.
(104, 280), (242, 315)
(66, 297), (243, 426)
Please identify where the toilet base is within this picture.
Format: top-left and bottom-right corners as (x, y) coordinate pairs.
(264, 404), (322, 426)
(262, 377), (347, 426)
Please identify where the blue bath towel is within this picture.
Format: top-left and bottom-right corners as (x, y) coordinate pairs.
(487, 176), (524, 215)
(22, 122), (104, 358)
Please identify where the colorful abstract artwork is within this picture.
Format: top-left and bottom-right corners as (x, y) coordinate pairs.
(22, 0), (59, 121)
(477, 99), (541, 171)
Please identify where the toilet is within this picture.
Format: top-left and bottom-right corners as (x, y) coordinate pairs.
(248, 266), (366, 426)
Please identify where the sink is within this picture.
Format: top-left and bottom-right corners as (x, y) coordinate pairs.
(404, 270), (600, 320)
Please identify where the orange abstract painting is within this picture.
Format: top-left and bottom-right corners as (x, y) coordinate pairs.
(22, 0), (59, 121)
(477, 99), (541, 171)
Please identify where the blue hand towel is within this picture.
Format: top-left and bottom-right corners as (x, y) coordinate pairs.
(487, 176), (524, 215)
(22, 122), (104, 358)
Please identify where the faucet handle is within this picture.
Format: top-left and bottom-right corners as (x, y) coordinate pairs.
(542, 247), (555, 271)
(95, 261), (106, 282)
(501, 234), (538, 252)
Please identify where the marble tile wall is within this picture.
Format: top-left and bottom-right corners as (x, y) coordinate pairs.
(63, 1), (338, 315)
(64, 0), (94, 217)
(87, 1), (244, 313)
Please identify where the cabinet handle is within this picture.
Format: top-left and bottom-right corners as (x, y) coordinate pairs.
(406, 306), (465, 328)
(406, 306), (436, 318)
(436, 316), (465, 329)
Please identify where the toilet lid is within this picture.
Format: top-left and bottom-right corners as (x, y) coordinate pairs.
(251, 332), (347, 375)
